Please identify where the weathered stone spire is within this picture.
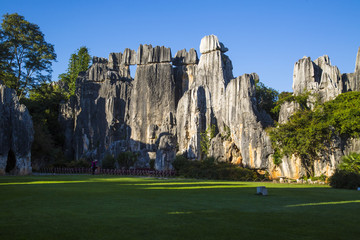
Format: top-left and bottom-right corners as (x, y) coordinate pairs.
(355, 47), (360, 72)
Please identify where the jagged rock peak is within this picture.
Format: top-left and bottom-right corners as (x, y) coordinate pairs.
(148, 46), (172, 64)
(200, 35), (228, 54)
(314, 55), (331, 67)
(173, 48), (199, 66)
(93, 56), (108, 64)
(136, 44), (171, 65)
(121, 48), (137, 66)
(356, 47), (360, 72)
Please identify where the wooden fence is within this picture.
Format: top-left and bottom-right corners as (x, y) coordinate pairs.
(38, 167), (177, 177)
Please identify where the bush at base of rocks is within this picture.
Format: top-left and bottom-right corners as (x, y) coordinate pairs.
(329, 169), (360, 189)
(173, 155), (266, 181)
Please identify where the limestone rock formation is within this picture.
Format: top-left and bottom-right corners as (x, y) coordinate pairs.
(59, 35), (360, 178)
(60, 51), (133, 161)
(176, 34), (234, 160)
(222, 74), (272, 169)
(273, 47), (360, 178)
(342, 47), (360, 92)
(176, 85), (213, 159)
(0, 84), (33, 175)
(292, 55), (342, 103)
(176, 36), (271, 170)
(128, 45), (176, 153)
(173, 48), (198, 103)
(356, 47), (360, 73)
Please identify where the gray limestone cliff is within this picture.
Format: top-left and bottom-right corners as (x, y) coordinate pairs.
(176, 36), (271, 170)
(273, 48), (360, 178)
(59, 35), (360, 178)
(222, 74), (272, 169)
(60, 53), (133, 162)
(0, 83), (33, 175)
(292, 55), (342, 103)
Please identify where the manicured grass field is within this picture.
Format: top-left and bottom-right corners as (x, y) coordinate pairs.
(1, 175), (359, 240)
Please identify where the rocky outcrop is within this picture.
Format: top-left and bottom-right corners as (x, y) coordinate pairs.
(176, 35), (233, 160)
(176, 85), (213, 159)
(173, 48), (198, 103)
(60, 35), (360, 178)
(273, 47), (360, 178)
(356, 47), (360, 73)
(342, 47), (360, 92)
(292, 55), (342, 103)
(0, 84), (33, 175)
(59, 52), (133, 161)
(196, 35), (233, 130)
(128, 45), (176, 152)
(222, 74), (272, 169)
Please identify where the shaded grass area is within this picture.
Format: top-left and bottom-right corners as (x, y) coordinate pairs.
(0, 175), (360, 240)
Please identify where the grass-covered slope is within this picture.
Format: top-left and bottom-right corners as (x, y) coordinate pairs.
(1, 175), (360, 240)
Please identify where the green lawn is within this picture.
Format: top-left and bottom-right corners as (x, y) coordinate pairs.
(0, 175), (359, 240)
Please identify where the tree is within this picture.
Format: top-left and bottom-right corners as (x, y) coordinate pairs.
(59, 46), (91, 97)
(0, 13), (56, 100)
(269, 91), (360, 176)
(22, 82), (67, 168)
(254, 78), (279, 120)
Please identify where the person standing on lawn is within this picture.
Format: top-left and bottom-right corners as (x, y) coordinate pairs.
(91, 159), (97, 175)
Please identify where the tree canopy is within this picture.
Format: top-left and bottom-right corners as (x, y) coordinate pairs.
(59, 46), (91, 97)
(269, 91), (360, 176)
(254, 78), (279, 120)
(0, 13), (56, 99)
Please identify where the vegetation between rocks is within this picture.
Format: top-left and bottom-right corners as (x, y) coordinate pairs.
(173, 155), (267, 181)
(269, 91), (360, 176)
(329, 152), (360, 189)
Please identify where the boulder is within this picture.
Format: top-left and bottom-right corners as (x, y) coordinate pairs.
(199, 35), (228, 54)
(155, 134), (177, 170)
(0, 84), (33, 175)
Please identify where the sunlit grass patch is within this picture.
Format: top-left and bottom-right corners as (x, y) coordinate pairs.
(0, 175), (359, 240)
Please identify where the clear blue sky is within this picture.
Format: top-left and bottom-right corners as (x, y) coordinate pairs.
(1, 0), (359, 92)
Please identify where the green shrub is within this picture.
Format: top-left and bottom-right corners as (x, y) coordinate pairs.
(172, 155), (190, 172)
(339, 153), (360, 173)
(67, 159), (91, 168)
(200, 124), (217, 157)
(329, 169), (360, 189)
(116, 151), (138, 169)
(173, 156), (266, 181)
(102, 154), (116, 169)
(149, 159), (155, 170)
(269, 91), (360, 176)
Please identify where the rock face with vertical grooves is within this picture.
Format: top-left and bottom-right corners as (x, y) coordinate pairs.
(0, 84), (33, 175)
(222, 74), (273, 169)
(59, 51), (133, 162)
(173, 48), (198, 105)
(292, 55), (342, 103)
(59, 35), (360, 177)
(128, 45), (176, 155)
